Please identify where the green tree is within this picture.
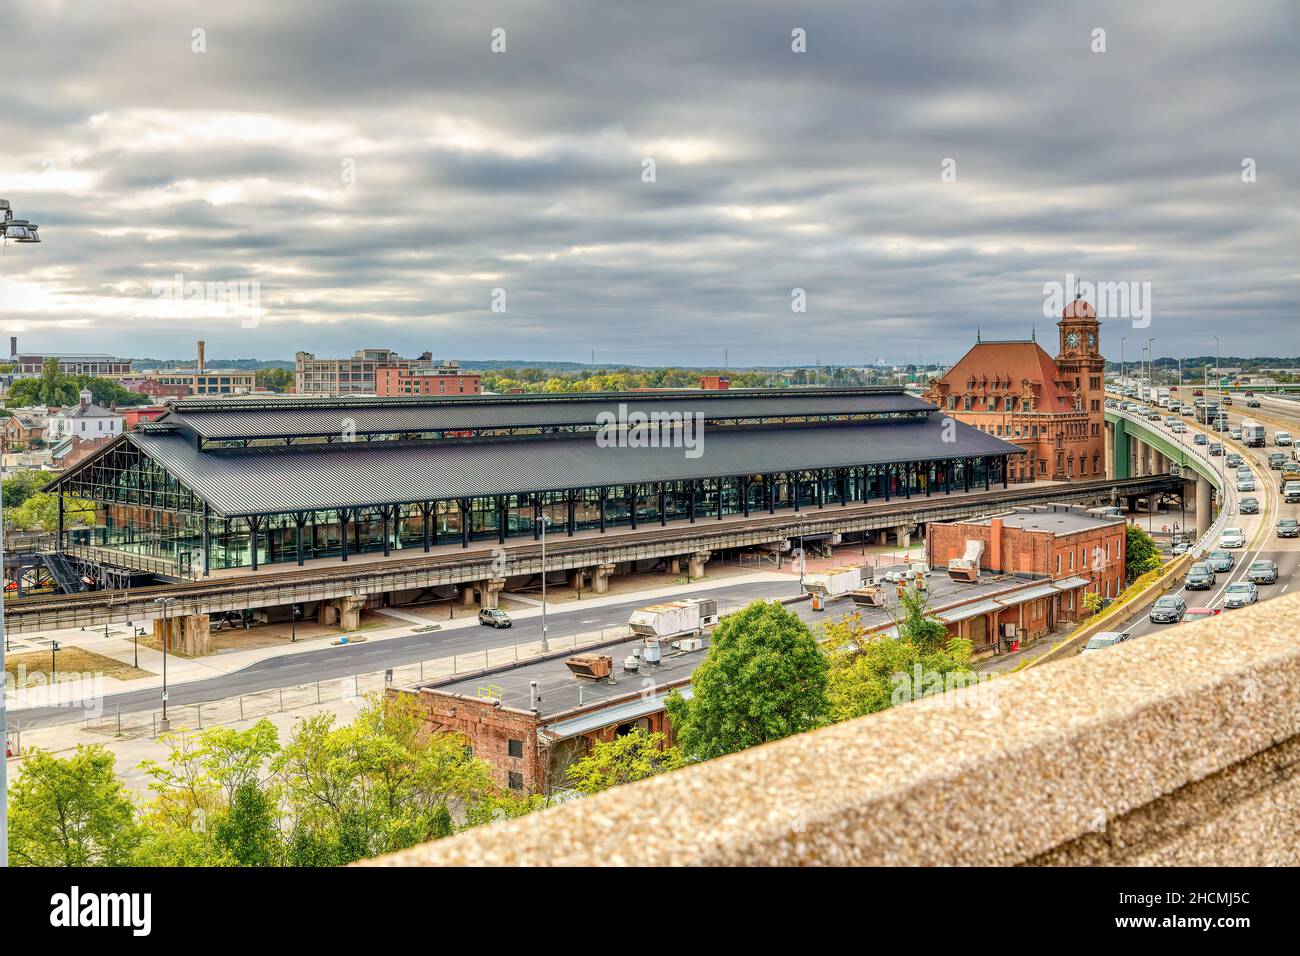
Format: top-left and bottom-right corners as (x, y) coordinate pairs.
(7, 491), (95, 532)
(564, 729), (686, 794)
(1, 468), (50, 509)
(275, 695), (498, 864)
(820, 609), (976, 723)
(8, 746), (140, 866)
(665, 600), (830, 761)
(255, 367), (294, 392)
(213, 781), (281, 866)
(1125, 524), (1160, 583)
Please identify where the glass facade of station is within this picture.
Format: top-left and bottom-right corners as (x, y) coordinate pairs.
(57, 441), (1007, 575)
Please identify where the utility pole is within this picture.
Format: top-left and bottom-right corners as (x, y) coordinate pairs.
(155, 597), (176, 732)
(540, 516), (549, 653)
(1121, 336), (1127, 390)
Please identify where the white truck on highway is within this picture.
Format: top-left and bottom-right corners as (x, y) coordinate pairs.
(1242, 420), (1266, 447)
(628, 598), (719, 641)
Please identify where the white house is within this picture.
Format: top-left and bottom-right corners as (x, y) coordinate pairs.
(46, 388), (124, 441)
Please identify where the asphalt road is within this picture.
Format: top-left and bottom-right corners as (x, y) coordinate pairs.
(10, 577), (815, 729)
(1124, 396), (1300, 639)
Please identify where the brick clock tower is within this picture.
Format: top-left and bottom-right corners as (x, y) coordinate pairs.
(1056, 295), (1103, 407)
(1055, 294), (1107, 477)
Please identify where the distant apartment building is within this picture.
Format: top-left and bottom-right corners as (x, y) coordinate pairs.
(699, 375), (731, 390)
(116, 377), (192, 401)
(7, 336), (131, 377)
(119, 405), (169, 429)
(374, 362), (482, 397)
(295, 348), (478, 397)
(143, 340), (256, 396)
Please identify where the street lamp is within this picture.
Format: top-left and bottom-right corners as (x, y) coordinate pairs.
(1, 198), (43, 869)
(796, 514), (808, 595)
(154, 597), (176, 732)
(1120, 337), (1127, 391)
(0, 199), (41, 244)
(540, 515), (550, 652)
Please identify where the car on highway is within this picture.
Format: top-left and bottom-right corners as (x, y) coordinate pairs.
(1181, 406), (1194, 416)
(1236, 477), (1255, 492)
(1239, 496), (1259, 514)
(1247, 399), (1261, 408)
(1219, 527), (1246, 549)
(1185, 562), (1217, 589)
(1277, 517), (1300, 538)
(1269, 452), (1288, 470)
(1223, 582), (1259, 609)
(1209, 442), (1224, 456)
(1206, 549), (1234, 572)
(1081, 630), (1135, 653)
(477, 608), (513, 628)
(1149, 595), (1188, 624)
(1246, 560), (1279, 585)
(1229, 426), (1242, 441)
(1226, 453), (1243, 467)
(1171, 422), (1187, 434)
(1182, 607), (1222, 624)
(1222, 396), (1234, 406)
(1194, 433), (1207, 446)
(1283, 480), (1300, 504)
(1171, 540), (1190, 556)
(1276, 431), (1294, 447)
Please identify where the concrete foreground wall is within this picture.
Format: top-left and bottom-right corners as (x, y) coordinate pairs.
(365, 592), (1300, 867)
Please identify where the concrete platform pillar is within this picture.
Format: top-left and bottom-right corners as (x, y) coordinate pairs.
(179, 613), (211, 656)
(153, 617), (180, 652)
(479, 578), (506, 609)
(688, 551), (711, 579)
(333, 596), (366, 630)
(669, 557), (681, 575)
(1196, 478), (1213, 538)
(568, 570), (586, 591)
(460, 585), (477, 606)
(591, 562), (617, 594)
(894, 526), (912, 551)
(317, 603), (339, 627)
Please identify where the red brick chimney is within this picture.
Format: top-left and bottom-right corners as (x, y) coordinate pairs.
(989, 517), (1004, 572)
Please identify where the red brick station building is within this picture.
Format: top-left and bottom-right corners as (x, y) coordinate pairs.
(924, 299), (1107, 483)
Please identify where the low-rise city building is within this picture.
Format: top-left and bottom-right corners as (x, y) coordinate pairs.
(46, 389), (124, 442)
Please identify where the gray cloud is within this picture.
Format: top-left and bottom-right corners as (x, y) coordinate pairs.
(0, 0), (1295, 366)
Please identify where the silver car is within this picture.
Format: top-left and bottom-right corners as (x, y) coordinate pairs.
(1223, 582), (1258, 609)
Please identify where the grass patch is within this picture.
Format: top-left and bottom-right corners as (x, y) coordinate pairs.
(4, 647), (152, 687)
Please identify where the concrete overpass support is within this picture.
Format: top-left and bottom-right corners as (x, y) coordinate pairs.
(317, 602), (338, 627)
(893, 526), (912, 551)
(568, 570), (585, 591)
(153, 614), (211, 656)
(688, 551), (711, 579)
(334, 596), (366, 630)
(478, 578), (506, 609)
(460, 584), (477, 606)
(1196, 478), (1213, 538)
(590, 562), (617, 594)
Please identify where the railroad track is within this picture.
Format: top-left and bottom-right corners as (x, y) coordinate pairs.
(7, 474), (1177, 618)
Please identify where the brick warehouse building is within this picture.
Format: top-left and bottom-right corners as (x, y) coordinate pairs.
(927, 503), (1126, 643)
(924, 298), (1106, 482)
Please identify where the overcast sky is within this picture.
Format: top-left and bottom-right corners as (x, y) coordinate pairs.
(1, 0), (1295, 367)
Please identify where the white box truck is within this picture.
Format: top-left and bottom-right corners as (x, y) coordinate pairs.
(1242, 421), (1266, 447)
(628, 598), (719, 640)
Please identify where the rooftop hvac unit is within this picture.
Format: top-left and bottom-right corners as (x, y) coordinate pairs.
(642, 639), (662, 664)
(565, 654), (613, 680)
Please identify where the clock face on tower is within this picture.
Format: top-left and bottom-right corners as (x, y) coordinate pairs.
(1088, 332), (1096, 349)
(1065, 331), (1080, 349)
